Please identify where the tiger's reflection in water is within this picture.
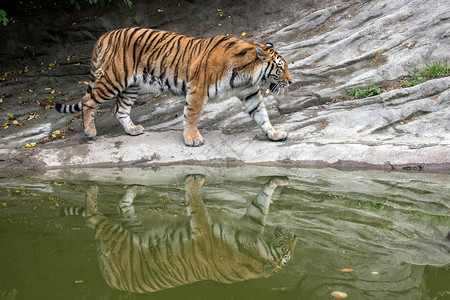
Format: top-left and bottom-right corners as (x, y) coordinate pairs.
(83, 175), (297, 293)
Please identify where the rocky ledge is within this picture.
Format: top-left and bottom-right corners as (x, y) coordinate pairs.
(0, 0), (449, 171)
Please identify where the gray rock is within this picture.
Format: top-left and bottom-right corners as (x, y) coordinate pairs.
(0, 0), (449, 170)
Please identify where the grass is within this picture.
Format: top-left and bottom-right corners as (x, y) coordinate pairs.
(346, 85), (383, 99)
(403, 60), (450, 87)
(350, 200), (385, 212)
(344, 60), (450, 100)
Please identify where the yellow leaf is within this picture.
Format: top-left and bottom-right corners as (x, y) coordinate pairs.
(25, 142), (37, 148)
(217, 8), (222, 11)
(12, 120), (19, 125)
(241, 32), (246, 36)
(339, 268), (353, 273)
(331, 291), (348, 299)
(66, 56), (70, 61)
(157, 9), (163, 12)
(29, 89), (33, 93)
(265, 89), (270, 94)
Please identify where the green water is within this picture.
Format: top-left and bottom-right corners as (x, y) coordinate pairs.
(1, 166), (449, 300)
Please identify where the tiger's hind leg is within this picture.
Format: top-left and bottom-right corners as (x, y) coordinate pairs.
(115, 85), (144, 136)
(83, 87), (115, 137)
(117, 186), (145, 234)
(84, 185), (104, 229)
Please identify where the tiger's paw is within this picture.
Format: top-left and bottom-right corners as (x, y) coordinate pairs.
(185, 174), (205, 188)
(84, 126), (97, 138)
(269, 176), (290, 187)
(126, 125), (145, 136)
(184, 131), (204, 147)
(267, 130), (288, 142)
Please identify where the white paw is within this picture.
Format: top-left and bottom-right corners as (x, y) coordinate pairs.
(127, 125), (145, 136)
(267, 130), (288, 142)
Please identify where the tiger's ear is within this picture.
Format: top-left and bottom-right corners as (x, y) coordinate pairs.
(265, 42), (274, 48)
(256, 45), (269, 61)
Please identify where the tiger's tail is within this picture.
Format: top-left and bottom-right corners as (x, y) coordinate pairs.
(55, 101), (83, 114)
(59, 206), (86, 217)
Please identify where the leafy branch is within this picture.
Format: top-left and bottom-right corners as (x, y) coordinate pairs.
(69, 0), (132, 10)
(0, 9), (9, 26)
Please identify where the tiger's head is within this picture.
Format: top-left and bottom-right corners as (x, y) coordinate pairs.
(263, 227), (298, 277)
(256, 43), (293, 93)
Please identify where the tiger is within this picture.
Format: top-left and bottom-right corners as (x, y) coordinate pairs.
(55, 27), (293, 146)
(69, 175), (298, 293)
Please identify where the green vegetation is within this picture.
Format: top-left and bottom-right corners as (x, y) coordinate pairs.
(346, 85), (383, 99)
(345, 60), (450, 100)
(69, 0), (132, 10)
(350, 200), (385, 212)
(404, 67), (427, 86)
(424, 60), (450, 78)
(0, 9), (8, 26)
(403, 60), (450, 87)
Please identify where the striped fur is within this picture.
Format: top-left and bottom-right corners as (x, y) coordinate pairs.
(77, 176), (297, 293)
(55, 28), (293, 146)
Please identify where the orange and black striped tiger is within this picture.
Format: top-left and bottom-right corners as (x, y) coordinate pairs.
(63, 175), (297, 293)
(55, 27), (293, 146)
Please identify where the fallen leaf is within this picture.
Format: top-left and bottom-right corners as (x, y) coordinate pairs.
(339, 268), (353, 273)
(331, 291), (348, 299)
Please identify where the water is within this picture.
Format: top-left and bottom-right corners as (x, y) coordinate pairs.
(1, 166), (449, 300)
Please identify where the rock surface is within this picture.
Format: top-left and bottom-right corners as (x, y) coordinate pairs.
(0, 0), (449, 171)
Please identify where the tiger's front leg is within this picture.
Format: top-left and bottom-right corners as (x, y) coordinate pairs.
(242, 91), (288, 141)
(183, 92), (206, 147)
